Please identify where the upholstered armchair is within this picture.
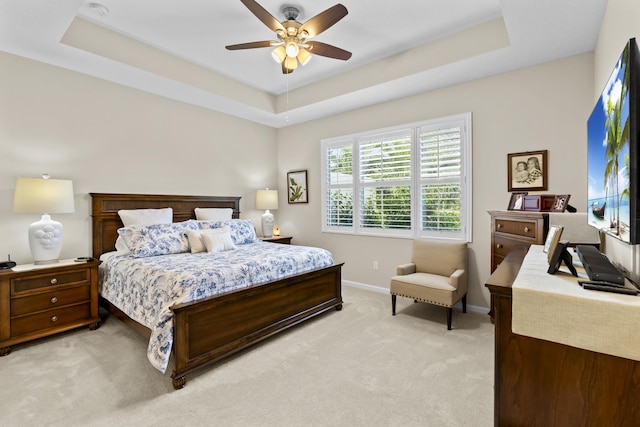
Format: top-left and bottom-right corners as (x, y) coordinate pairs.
(390, 238), (468, 330)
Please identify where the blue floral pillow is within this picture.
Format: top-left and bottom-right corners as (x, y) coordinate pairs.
(197, 219), (259, 245)
(118, 220), (198, 258)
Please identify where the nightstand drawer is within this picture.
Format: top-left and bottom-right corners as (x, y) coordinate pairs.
(11, 285), (91, 317)
(11, 270), (89, 294)
(11, 303), (92, 337)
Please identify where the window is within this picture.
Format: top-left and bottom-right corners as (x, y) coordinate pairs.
(321, 113), (472, 241)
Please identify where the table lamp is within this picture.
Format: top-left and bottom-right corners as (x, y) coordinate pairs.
(13, 175), (75, 264)
(256, 188), (278, 238)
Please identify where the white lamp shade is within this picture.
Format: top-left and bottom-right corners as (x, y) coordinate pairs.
(13, 177), (75, 213)
(284, 56), (298, 70)
(256, 189), (278, 210)
(297, 48), (312, 66)
(13, 177), (75, 264)
(271, 46), (286, 63)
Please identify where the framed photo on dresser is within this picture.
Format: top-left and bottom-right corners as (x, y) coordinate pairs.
(544, 225), (564, 262)
(508, 192), (528, 210)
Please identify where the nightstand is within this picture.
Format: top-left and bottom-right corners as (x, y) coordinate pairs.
(260, 236), (293, 244)
(0, 259), (101, 356)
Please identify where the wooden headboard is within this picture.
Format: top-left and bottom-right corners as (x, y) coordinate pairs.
(90, 193), (241, 258)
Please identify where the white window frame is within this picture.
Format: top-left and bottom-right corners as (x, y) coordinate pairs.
(321, 113), (472, 242)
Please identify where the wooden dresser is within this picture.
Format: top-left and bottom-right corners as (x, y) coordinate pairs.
(489, 210), (548, 272)
(0, 259), (101, 355)
(485, 245), (640, 426)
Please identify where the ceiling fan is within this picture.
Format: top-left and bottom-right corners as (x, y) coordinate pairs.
(225, 0), (352, 74)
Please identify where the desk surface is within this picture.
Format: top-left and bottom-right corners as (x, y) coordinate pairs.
(512, 245), (640, 362)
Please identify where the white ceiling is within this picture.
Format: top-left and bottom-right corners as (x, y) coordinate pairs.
(0, 0), (608, 128)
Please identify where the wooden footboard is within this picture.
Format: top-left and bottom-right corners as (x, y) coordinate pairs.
(170, 263), (343, 389)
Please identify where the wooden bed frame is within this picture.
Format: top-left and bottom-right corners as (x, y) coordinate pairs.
(91, 193), (343, 390)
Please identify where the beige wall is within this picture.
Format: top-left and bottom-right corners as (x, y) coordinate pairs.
(593, 0), (640, 279)
(276, 53), (593, 309)
(0, 51), (278, 264)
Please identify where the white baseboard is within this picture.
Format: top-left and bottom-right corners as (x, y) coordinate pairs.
(342, 280), (488, 315)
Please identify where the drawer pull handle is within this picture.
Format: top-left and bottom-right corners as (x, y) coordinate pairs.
(497, 224), (502, 229)
(524, 227), (530, 233)
(496, 244), (503, 249)
(50, 297), (58, 304)
(51, 315), (58, 322)
(50, 278), (58, 285)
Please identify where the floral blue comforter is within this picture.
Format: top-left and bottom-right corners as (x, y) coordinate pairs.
(99, 242), (333, 373)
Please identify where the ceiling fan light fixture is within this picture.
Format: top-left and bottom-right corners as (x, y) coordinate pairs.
(285, 41), (299, 58)
(297, 48), (312, 66)
(226, 1), (351, 75)
(271, 46), (286, 63)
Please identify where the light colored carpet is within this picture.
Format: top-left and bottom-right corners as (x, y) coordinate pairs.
(0, 286), (494, 427)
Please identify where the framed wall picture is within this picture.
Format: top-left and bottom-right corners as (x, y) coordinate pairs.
(287, 170), (308, 204)
(552, 194), (570, 212)
(508, 192), (528, 210)
(508, 150), (548, 192)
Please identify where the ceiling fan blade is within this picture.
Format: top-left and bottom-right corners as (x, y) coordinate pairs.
(225, 41), (274, 50)
(240, 0), (286, 33)
(307, 41), (352, 60)
(299, 4), (348, 38)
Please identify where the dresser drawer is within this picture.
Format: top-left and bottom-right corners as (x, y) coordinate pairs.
(493, 236), (522, 258)
(11, 285), (91, 317)
(494, 219), (539, 240)
(11, 270), (89, 294)
(10, 303), (92, 338)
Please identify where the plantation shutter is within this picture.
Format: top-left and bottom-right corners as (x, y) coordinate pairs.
(419, 125), (463, 235)
(358, 132), (412, 232)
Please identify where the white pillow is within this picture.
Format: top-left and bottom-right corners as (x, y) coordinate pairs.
(186, 229), (207, 253)
(118, 208), (173, 226)
(201, 227), (236, 253)
(115, 237), (129, 253)
(194, 208), (233, 221)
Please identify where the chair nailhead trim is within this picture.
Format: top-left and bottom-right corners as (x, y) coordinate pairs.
(390, 292), (451, 308)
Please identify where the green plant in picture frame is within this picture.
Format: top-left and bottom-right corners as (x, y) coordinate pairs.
(287, 170), (308, 204)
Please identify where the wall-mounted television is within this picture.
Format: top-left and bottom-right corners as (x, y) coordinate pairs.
(587, 38), (640, 244)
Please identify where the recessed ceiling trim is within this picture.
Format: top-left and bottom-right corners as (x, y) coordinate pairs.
(61, 17), (275, 114)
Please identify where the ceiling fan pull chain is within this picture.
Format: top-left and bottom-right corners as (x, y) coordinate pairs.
(285, 71), (290, 123)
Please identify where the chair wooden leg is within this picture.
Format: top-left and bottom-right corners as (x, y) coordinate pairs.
(462, 295), (467, 313)
(391, 294), (396, 315)
(447, 307), (452, 330)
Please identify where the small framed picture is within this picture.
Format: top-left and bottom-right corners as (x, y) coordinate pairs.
(552, 194), (570, 212)
(287, 170), (308, 204)
(508, 192), (528, 210)
(508, 150), (548, 192)
(544, 225), (564, 262)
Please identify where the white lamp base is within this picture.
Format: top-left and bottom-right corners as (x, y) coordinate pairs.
(261, 210), (275, 238)
(28, 214), (63, 264)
